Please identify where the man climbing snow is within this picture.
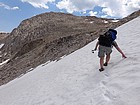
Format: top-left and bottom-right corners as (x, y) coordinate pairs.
(94, 29), (127, 72)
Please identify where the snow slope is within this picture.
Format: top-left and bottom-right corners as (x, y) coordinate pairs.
(0, 17), (140, 105)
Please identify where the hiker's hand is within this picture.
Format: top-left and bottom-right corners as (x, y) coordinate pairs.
(92, 49), (95, 53)
(122, 54), (127, 58)
(92, 47), (98, 53)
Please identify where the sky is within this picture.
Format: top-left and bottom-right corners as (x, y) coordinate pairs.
(0, 0), (140, 32)
(0, 16), (140, 105)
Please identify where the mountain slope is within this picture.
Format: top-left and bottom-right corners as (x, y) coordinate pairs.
(0, 11), (139, 86)
(0, 16), (140, 105)
(0, 12), (118, 86)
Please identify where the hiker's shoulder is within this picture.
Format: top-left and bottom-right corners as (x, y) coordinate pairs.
(112, 41), (118, 47)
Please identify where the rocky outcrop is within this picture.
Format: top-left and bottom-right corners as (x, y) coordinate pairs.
(0, 10), (140, 86)
(0, 33), (9, 43)
(0, 33), (9, 63)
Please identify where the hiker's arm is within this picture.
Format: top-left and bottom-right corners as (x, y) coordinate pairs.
(94, 41), (99, 50)
(113, 43), (127, 58)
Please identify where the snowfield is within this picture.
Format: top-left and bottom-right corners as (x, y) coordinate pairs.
(0, 17), (140, 105)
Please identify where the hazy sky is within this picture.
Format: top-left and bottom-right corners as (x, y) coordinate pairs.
(0, 0), (140, 32)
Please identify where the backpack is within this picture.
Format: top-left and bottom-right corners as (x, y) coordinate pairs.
(98, 29), (117, 47)
(106, 29), (117, 41)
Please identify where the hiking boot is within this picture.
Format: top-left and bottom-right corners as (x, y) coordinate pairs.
(104, 62), (108, 66)
(99, 68), (104, 72)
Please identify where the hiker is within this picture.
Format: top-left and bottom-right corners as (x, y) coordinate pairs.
(93, 29), (127, 72)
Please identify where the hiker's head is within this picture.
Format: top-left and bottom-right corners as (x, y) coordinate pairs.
(104, 31), (110, 36)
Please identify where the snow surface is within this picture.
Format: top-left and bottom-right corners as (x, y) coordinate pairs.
(0, 43), (4, 49)
(111, 20), (119, 22)
(0, 59), (10, 66)
(103, 20), (108, 23)
(0, 17), (140, 105)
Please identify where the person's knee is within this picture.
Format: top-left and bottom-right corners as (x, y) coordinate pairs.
(100, 57), (104, 60)
(106, 54), (110, 57)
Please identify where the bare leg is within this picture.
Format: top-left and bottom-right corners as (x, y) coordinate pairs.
(100, 57), (104, 69)
(106, 54), (111, 64)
